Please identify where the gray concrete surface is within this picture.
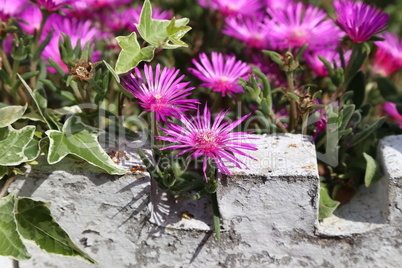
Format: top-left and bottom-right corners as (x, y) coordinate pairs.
(0, 134), (401, 267)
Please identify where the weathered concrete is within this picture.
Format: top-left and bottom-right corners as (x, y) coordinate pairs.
(218, 134), (320, 239)
(378, 135), (402, 224)
(0, 134), (401, 267)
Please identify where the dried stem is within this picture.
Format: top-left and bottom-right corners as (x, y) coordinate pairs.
(0, 174), (16, 198)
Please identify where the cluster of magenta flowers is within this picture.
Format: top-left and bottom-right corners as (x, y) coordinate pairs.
(0, 0), (172, 73)
(121, 58), (258, 179)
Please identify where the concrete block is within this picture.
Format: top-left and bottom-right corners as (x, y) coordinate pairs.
(217, 134), (320, 240)
(2, 134), (402, 267)
(378, 135), (402, 224)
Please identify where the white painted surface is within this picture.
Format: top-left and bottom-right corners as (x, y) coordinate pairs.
(1, 134), (401, 267)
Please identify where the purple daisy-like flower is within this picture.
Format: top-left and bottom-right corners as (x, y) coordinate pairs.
(41, 14), (103, 73)
(333, 0), (389, 43)
(189, 52), (251, 97)
(34, 0), (72, 12)
(304, 48), (351, 77)
(157, 104), (258, 179)
(263, 2), (343, 51)
(209, 0), (263, 17)
(383, 101), (402, 128)
(372, 32), (402, 76)
(264, 0), (295, 13)
(197, 0), (218, 9)
(223, 15), (268, 49)
(0, 0), (27, 21)
(16, 3), (42, 35)
(121, 64), (199, 122)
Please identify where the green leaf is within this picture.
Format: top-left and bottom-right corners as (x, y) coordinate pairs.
(103, 60), (120, 83)
(46, 116), (126, 175)
(165, 17), (191, 49)
(0, 125), (36, 166)
(15, 197), (96, 264)
(319, 183), (340, 220)
(0, 194), (31, 260)
(346, 71), (365, 108)
(363, 153), (381, 187)
(0, 166), (7, 180)
(0, 104), (27, 128)
(376, 77), (402, 103)
(137, 0), (190, 49)
(115, 32), (156, 74)
(24, 138), (40, 162)
(349, 117), (386, 146)
(18, 74), (61, 130)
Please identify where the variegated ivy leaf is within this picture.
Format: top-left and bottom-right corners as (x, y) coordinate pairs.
(115, 32), (155, 74)
(0, 104), (27, 128)
(45, 116), (126, 175)
(0, 125), (38, 166)
(15, 197), (97, 264)
(0, 194), (31, 260)
(136, 0), (191, 49)
(0, 166), (7, 180)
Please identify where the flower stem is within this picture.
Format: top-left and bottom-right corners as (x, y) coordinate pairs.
(286, 71), (298, 132)
(211, 192), (221, 242)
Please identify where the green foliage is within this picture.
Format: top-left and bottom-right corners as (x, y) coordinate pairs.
(0, 194), (31, 260)
(137, 0), (191, 49)
(0, 194), (96, 263)
(363, 153), (382, 187)
(319, 183), (340, 220)
(0, 125), (38, 166)
(114, 0), (191, 74)
(0, 105), (27, 128)
(46, 117), (126, 175)
(115, 32), (155, 74)
(15, 197), (97, 264)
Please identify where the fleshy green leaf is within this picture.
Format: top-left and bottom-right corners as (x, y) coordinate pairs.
(0, 194), (31, 260)
(103, 60), (120, 83)
(0, 125), (36, 166)
(363, 153), (381, 187)
(376, 77), (402, 103)
(319, 183), (340, 220)
(46, 116), (126, 175)
(115, 32), (156, 74)
(346, 71), (365, 108)
(137, 0), (190, 49)
(15, 197), (96, 264)
(0, 104), (27, 128)
(349, 117), (386, 146)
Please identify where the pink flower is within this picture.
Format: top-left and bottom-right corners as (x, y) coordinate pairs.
(263, 2), (343, 51)
(223, 15), (268, 49)
(15, 3), (42, 35)
(372, 32), (402, 76)
(304, 49), (351, 77)
(0, 0), (27, 21)
(41, 14), (103, 73)
(157, 105), (258, 179)
(121, 64), (199, 122)
(333, 0), (389, 43)
(34, 0), (72, 12)
(188, 52), (251, 97)
(207, 0), (263, 17)
(383, 101), (402, 128)
(264, 0), (295, 13)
